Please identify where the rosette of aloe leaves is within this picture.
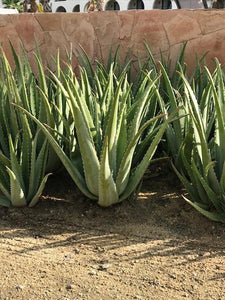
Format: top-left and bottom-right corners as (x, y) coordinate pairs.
(15, 57), (178, 207)
(0, 46), (52, 207)
(171, 61), (225, 222)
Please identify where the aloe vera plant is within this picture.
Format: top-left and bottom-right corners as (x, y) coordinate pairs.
(0, 46), (55, 207)
(16, 58), (178, 207)
(172, 62), (225, 222)
(155, 44), (211, 171)
(139, 42), (225, 221)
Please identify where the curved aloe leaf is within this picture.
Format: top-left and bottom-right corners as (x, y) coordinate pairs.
(48, 70), (100, 196)
(98, 137), (118, 207)
(116, 114), (166, 195)
(29, 173), (51, 207)
(0, 196), (10, 207)
(120, 109), (179, 201)
(13, 104), (97, 200)
(7, 167), (26, 207)
(183, 196), (225, 222)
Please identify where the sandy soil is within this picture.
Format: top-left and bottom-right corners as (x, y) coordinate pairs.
(0, 166), (225, 300)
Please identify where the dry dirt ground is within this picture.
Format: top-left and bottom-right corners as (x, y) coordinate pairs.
(0, 166), (225, 300)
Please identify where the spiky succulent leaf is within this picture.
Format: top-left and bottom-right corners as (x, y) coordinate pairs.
(98, 137), (118, 207)
(14, 104), (97, 200)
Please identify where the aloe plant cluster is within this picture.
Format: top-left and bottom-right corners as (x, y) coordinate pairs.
(0, 46), (53, 207)
(18, 60), (178, 207)
(3, 42), (225, 223)
(0, 43), (177, 208)
(155, 48), (225, 222)
(171, 63), (225, 222)
(0, 44), (78, 207)
(134, 43), (225, 222)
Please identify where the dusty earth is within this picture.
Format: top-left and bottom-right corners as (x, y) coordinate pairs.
(0, 164), (225, 300)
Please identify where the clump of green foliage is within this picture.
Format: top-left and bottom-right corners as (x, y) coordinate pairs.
(17, 55), (178, 206)
(0, 45), (51, 207)
(172, 62), (225, 222)
(2, 0), (23, 12)
(2, 41), (225, 223)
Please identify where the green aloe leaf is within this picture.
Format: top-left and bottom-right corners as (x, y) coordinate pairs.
(29, 173), (51, 207)
(116, 114), (166, 196)
(9, 135), (25, 193)
(7, 167), (26, 207)
(0, 196), (10, 207)
(103, 71), (126, 177)
(49, 69), (100, 196)
(120, 109), (178, 201)
(183, 196), (225, 222)
(98, 137), (118, 207)
(172, 162), (199, 203)
(206, 65), (225, 178)
(13, 104), (97, 200)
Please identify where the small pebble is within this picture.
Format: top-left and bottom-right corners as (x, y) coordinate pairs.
(66, 284), (75, 290)
(89, 269), (97, 275)
(64, 254), (72, 261)
(98, 263), (112, 271)
(16, 285), (24, 291)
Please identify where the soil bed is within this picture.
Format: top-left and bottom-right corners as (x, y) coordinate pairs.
(0, 166), (225, 300)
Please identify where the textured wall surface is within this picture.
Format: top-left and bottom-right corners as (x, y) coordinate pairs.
(1, 10), (225, 72)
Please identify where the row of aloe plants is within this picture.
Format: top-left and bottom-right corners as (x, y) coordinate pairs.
(0, 44), (178, 208)
(15, 52), (179, 207)
(1, 43), (225, 223)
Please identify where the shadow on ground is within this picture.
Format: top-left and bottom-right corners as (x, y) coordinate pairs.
(0, 169), (225, 265)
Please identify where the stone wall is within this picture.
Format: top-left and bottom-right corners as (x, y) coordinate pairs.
(1, 10), (225, 73)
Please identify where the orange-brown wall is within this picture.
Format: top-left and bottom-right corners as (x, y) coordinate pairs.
(1, 10), (225, 72)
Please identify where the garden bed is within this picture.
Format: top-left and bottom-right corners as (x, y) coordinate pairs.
(0, 167), (224, 299)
